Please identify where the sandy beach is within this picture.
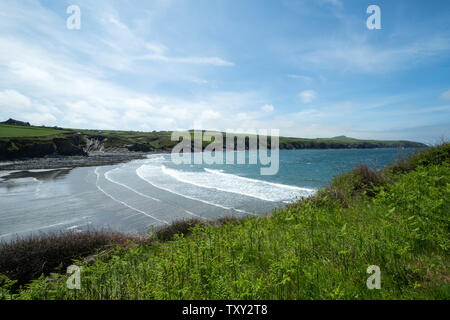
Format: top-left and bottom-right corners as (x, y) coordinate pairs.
(0, 152), (150, 171)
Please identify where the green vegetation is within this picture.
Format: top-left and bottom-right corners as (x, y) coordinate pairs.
(0, 124), (68, 138)
(278, 135), (425, 149)
(1, 143), (448, 300)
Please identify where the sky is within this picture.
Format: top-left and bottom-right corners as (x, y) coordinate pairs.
(0, 0), (449, 143)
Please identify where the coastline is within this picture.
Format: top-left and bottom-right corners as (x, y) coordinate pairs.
(0, 152), (156, 171)
(0, 147), (423, 171)
(1, 143), (447, 300)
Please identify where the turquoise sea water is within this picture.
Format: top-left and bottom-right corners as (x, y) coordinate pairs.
(163, 148), (416, 190)
(0, 148), (418, 240)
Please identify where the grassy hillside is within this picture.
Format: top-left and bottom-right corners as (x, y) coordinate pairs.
(1, 143), (448, 300)
(278, 136), (425, 149)
(0, 124), (69, 138)
(0, 121), (426, 161)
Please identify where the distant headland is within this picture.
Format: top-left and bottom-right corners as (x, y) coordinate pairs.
(0, 118), (426, 161)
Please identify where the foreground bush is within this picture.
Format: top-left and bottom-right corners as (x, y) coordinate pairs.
(309, 164), (389, 208)
(387, 142), (450, 174)
(154, 216), (242, 241)
(154, 219), (207, 241)
(0, 230), (145, 292)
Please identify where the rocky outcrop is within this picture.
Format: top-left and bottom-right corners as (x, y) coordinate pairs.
(0, 136), (87, 160)
(53, 137), (86, 156)
(83, 136), (105, 153)
(127, 143), (154, 152)
(1, 118), (31, 126)
(0, 140), (55, 160)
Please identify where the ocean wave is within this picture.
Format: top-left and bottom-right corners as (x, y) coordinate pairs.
(0, 219), (83, 239)
(161, 166), (314, 202)
(94, 167), (169, 225)
(104, 168), (161, 202)
(136, 165), (251, 215)
(145, 155), (167, 162)
(204, 168), (315, 192)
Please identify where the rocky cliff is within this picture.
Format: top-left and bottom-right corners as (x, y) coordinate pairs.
(0, 136), (87, 160)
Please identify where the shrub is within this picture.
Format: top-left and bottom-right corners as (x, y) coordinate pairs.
(0, 230), (139, 291)
(214, 216), (243, 227)
(388, 142), (449, 174)
(0, 274), (16, 299)
(155, 218), (206, 241)
(154, 216), (246, 241)
(311, 164), (389, 208)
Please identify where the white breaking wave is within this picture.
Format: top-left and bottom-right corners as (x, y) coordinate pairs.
(66, 221), (92, 231)
(136, 165), (252, 215)
(94, 168), (169, 225)
(0, 171), (14, 178)
(160, 166), (315, 202)
(146, 155), (167, 162)
(0, 219), (82, 239)
(184, 210), (208, 220)
(27, 168), (71, 172)
(104, 168), (161, 202)
(107, 167), (213, 221)
(205, 168), (314, 191)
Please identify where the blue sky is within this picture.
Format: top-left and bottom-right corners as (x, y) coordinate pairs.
(0, 0), (449, 143)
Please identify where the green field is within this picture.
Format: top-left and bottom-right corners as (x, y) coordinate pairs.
(2, 143), (448, 300)
(0, 124), (67, 138)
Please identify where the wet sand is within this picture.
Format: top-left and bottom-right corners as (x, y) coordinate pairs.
(0, 162), (255, 242)
(0, 152), (150, 171)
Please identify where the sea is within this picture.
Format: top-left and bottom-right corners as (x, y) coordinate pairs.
(0, 148), (417, 241)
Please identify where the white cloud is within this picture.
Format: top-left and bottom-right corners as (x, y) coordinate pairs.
(0, 2), (239, 131)
(0, 35), (256, 132)
(299, 90), (317, 104)
(294, 108), (322, 120)
(17, 112), (57, 125)
(0, 90), (31, 110)
(288, 74), (313, 83)
(137, 54), (234, 66)
(171, 57), (233, 67)
(318, 0), (342, 7)
(190, 78), (209, 85)
(97, 11), (234, 68)
(0, 0), (446, 143)
(261, 104), (275, 112)
(441, 89), (450, 101)
(294, 36), (450, 73)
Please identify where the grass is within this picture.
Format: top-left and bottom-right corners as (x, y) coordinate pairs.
(0, 124), (67, 138)
(0, 143), (448, 300)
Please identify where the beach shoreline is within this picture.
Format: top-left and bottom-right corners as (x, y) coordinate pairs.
(0, 152), (164, 171)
